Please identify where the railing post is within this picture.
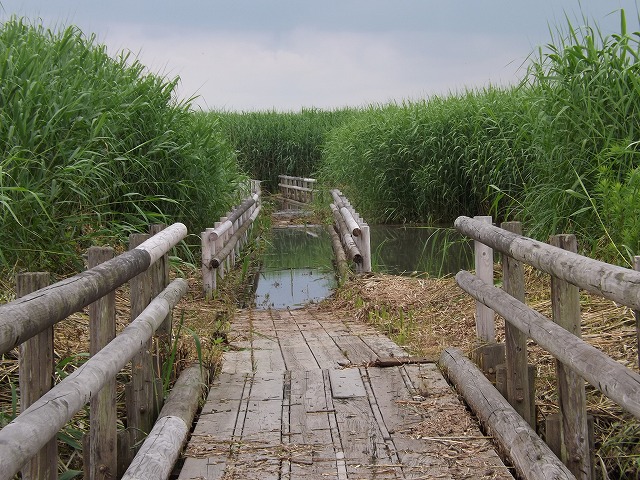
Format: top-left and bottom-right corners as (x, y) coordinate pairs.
(126, 233), (156, 455)
(87, 247), (117, 480)
(149, 224), (170, 412)
(548, 234), (592, 479)
(474, 216), (494, 343)
(635, 256), (640, 371)
(501, 221), (535, 428)
(17, 272), (56, 480)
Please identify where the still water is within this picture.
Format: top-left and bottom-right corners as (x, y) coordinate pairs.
(253, 224), (472, 310)
(254, 226), (336, 310)
(369, 225), (472, 277)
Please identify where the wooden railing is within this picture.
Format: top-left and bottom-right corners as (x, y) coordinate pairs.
(201, 180), (262, 299)
(278, 174), (316, 206)
(0, 223), (207, 480)
(444, 215), (640, 480)
(329, 189), (371, 276)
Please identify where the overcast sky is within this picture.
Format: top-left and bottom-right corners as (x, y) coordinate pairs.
(0, 1), (638, 111)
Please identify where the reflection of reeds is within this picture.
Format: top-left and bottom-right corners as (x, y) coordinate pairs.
(370, 225), (472, 277)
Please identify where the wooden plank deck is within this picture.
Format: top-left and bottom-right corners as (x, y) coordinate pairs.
(179, 307), (514, 479)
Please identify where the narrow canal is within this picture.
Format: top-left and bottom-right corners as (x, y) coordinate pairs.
(251, 214), (473, 310)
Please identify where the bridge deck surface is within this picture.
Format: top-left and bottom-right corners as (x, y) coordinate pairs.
(178, 307), (513, 479)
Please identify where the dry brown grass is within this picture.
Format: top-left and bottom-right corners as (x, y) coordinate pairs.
(324, 268), (640, 478)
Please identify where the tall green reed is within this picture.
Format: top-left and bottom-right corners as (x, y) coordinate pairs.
(212, 108), (352, 191)
(522, 9), (640, 262)
(0, 18), (242, 273)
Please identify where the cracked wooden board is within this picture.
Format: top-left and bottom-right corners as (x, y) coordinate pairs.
(179, 307), (514, 479)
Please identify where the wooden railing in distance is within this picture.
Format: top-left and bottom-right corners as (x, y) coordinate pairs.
(278, 174), (316, 206)
(201, 180), (262, 299)
(447, 215), (640, 480)
(329, 189), (371, 276)
(0, 223), (207, 480)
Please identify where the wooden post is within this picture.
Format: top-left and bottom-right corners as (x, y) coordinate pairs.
(87, 247), (117, 480)
(501, 221), (534, 428)
(17, 272), (56, 480)
(127, 233), (155, 450)
(474, 216), (494, 343)
(635, 256), (640, 370)
(149, 224), (170, 413)
(215, 220), (225, 280)
(549, 234), (591, 479)
(361, 223), (372, 273)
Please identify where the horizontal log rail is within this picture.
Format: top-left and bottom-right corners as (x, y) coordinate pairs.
(0, 223), (194, 480)
(201, 180), (262, 298)
(440, 348), (574, 480)
(329, 189), (371, 273)
(278, 174), (316, 204)
(0, 279), (188, 480)
(0, 223), (187, 356)
(122, 363), (208, 480)
(455, 215), (640, 311)
(453, 215), (640, 479)
(456, 270), (640, 418)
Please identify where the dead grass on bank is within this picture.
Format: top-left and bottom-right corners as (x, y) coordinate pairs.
(324, 268), (640, 478)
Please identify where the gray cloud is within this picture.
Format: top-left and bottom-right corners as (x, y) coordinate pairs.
(1, 0), (638, 110)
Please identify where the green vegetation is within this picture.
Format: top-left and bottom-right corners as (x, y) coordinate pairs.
(211, 108), (352, 191)
(0, 18), (242, 273)
(318, 10), (640, 265)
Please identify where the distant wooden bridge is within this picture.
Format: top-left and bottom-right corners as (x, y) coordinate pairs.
(177, 307), (511, 480)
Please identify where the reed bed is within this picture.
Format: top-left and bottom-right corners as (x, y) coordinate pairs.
(211, 108), (352, 192)
(0, 18), (242, 274)
(318, 9), (640, 266)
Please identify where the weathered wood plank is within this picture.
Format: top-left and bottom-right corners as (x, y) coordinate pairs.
(332, 396), (398, 478)
(287, 369), (339, 479)
(329, 368), (367, 399)
(277, 328), (320, 370)
(360, 334), (407, 358)
(251, 337), (286, 373)
(328, 331), (377, 365)
(300, 324), (349, 368)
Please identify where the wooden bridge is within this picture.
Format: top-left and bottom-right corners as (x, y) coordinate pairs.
(4, 176), (640, 480)
(177, 307), (512, 479)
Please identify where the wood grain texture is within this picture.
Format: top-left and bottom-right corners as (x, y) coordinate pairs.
(441, 348), (574, 480)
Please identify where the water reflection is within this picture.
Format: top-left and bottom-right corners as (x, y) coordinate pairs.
(370, 225), (472, 277)
(254, 226), (336, 310)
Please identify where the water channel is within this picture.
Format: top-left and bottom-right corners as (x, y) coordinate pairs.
(253, 224), (472, 310)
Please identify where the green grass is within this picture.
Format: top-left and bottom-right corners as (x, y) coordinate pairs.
(0, 18), (243, 273)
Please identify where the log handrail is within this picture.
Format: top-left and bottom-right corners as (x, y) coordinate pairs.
(201, 182), (262, 298)
(0, 278), (188, 480)
(329, 189), (371, 273)
(455, 215), (640, 311)
(456, 270), (640, 418)
(0, 223), (187, 356)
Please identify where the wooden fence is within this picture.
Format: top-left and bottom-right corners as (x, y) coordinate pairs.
(329, 189), (371, 276)
(0, 223), (209, 480)
(201, 180), (262, 299)
(278, 174), (316, 206)
(443, 215), (640, 480)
